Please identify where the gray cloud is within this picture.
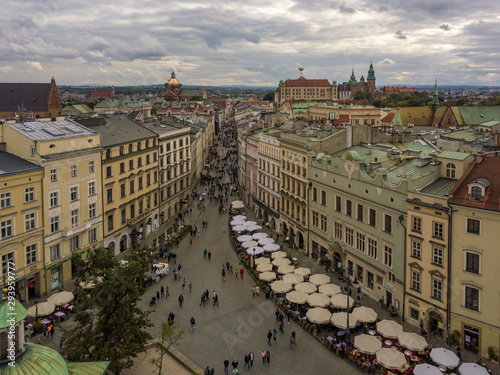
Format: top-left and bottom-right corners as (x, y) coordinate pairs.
(439, 24), (451, 31)
(394, 30), (407, 40)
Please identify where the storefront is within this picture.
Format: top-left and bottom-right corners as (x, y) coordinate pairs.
(463, 325), (480, 354)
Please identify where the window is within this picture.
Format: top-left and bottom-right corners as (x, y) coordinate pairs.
(89, 203), (96, 219)
(367, 271), (374, 290)
(25, 213), (36, 231)
(70, 235), (80, 252)
(384, 245), (393, 268)
(146, 154), (150, 165)
(30, 146), (35, 156)
(2, 252), (14, 275)
(357, 204), (364, 222)
(356, 232), (365, 253)
(106, 188), (113, 203)
(446, 163), (456, 179)
(384, 214), (392, 234)
(129, 144), (133, 153)
(147, 174), (151, 186)
(121, 209), (126, 224)
(167, 143), (171, 152)
(107, 215), (114, 231)
(88, 161), (95, 173)
(334, 222), (343, 241)
(433, 222), (444, 239)
(26, 244), (37, 265)
(388, 272), (395, 282)
(139, 177), (143, 190)
(129, 160), (134, 170)
(130, 180), (135, 194)
(470, 186), (482, 201)
(50, 168), (58, 182)
(320, 214), (327, 232)
(146, 196), (151, 209)
(357, 265), (364, 283)
(348, 260), (353, 276)
(106, 166), (112, 178)
(50, 192), (59, 208)
(369, 208), (376, 227)
(465, 286), (479, 311)
(71, 164), (77, 177)
(312, 211), (319, 227)
(138, 157), (143, 167)
(70, 186), (78, 201)
(120, 184), (126, 198)
(120, 162), (125, 174)
(312, 187), (317, 202)
(346, 200), (352, 217)
(139, 200), (143, 214)
(411, 241), (421, 259)
(88, 228), (97, 243)
(137, 141), (141, 150)
(320, 190), (326, 205)
(1, 220), (13, 238)
(50, 244), (61, 261)
(466, 218), (480, 235)
(119, 146), (124, 155)
(410, 307), (419, 321)
(25, 187), (35, 202)
(345, 227), (354, 247)
(50, 216), (59, 233)
(335, 196), (342, 212)
(179, 139), (183, 147)
(466, 252), (480, 274)
(412, 216), (422, 232)
(106, 149), (111, 159)
(130, 204), (135, 218)
(153, 152), (157, 162)
(0, 193), (11, 208)
(368, 237), (378, 259)
(432, 279), (443, 300)
(88, 181), (96, 196)
(71, 209), (79, 228)
(411, 271), (421, 291)
(432, 247), (443, 266)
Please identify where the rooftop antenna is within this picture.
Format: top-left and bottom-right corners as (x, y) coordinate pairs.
(298, 66), (304, 76)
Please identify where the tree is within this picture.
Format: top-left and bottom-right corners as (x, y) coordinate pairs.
(151, 323), (184, 375)
(190, 95), (203, 101)
(62, 247), (154, 374)
(263, 91), (275, 101)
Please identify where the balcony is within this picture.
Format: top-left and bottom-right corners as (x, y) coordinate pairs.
(127, 209), (151, 227)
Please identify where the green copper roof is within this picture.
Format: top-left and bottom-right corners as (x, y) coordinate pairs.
(438, 151), (471, 161)
(367, 62), (375, 80)
(0, 342), (68, 375)
(349, 68), (357, 83)
(0, 299), (27, 329)
(459, 106), (500, 125)
(68, 361), (110, 375)
(432, 80), (439, 107)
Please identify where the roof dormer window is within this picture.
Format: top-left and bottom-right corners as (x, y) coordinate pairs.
(467, 178), (490, 202)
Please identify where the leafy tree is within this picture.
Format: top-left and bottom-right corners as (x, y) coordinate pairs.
(263, 91), (275, 101)
(62, 247), (154, 374)
(151, 323), (184, 375)
(190, 95), (203, 101)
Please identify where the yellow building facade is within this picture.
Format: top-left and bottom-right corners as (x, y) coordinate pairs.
(0, 153), (44, 302)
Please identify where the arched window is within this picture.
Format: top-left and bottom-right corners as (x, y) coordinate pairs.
(471, 186), (483, 200)
(445, 163), (456, 179)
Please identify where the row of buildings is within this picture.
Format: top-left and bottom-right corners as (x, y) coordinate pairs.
(237, 120), (499, 358)
(0, 113), (217, 304)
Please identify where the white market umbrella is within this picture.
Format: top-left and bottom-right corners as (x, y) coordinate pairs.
(232, 200), (243, 205)
(430, 348), (460, 369)
(286, 290), (308, 304)
(232, 202), (244, 209)
(294, 267), (311, 277)
(27, 302), (56, 318)
(233, 215), (246, 220)
(307, 293), (331, 308)
(270, 280), (293, 294)
(271, 251), (286, 259)
(244, 221), (257, 227)
(352, 306), (378, 323)
(309, 274), (331, 286)
(264, 244), (280, 252)
(254, 257), (270, 265)
(272, 258), (291, 267)
(283, 273), (303, 285)
(414, 364), (442, 375)
(258, 237), (274, 245)
(233, 225), (247, 232)
(241, 241), (259, 249)
(330, 294), (355, 309)
(458, 363), (490, 375)
(377, 320), (403, 339)
(354, 334), (382, 355)
(376, 347), (407, 370)
(237, 235), (253, 242)
(318, 284), (341, 297)
(231, 220), (246, 226)
(257, 263), (273, 272)
(277, 264), (295, 274)
(247, 225), (262, 232)
(247, 247), (264, 256)
(79, 276), (102, 290)
(330, 312), (358, 329)
(259, 271), (276, 282)
(252, 232), (268, 240)
(47, 291), (74, 306)
(306, 307), (332, 324)
(398, 332), (428, 351)
(295, 282), (317, 294)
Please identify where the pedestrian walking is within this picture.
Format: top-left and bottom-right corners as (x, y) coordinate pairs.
(224, 358), (229, 375)
(214, 293), (219, 306)
(203, 249), (208, 257)
(222, 268), (226, 281)
(208, 251), (211, 260)
(189, 281), (193, 292)
(249, 351), (254, 366)
(261, 351), (266, 363)
(231, 358), (238, 369)
(289, 334), (295, 350)
(178, 294), (184, 307)
(156, 291), (160, 302)
(189, 237), (193, 245)
(275, 309), (280, 321)
(456, 344), (462, 360)
(161, 285), (165, 298)
(267, 330), (272, 346)
(190, 317), (196, 330)
(279, 320), (284, 333)
(235, 269), (238, 278)
(252, 286), (255, 297)
(273, 329), (277, 343)
(255, 285), (260, 296)
(244, 354), (250, 369)
(200, 294), (205, 306)
(166, 286), (170, 296)
(239, 268), (244, 279)
(182, 279), (186, 289)
(266, 350), (270, 364)
(357, 294), (361, 306)
(50, 324), (55, 337)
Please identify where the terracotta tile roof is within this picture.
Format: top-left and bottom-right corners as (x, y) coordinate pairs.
(0, 83), (51, 112)
(285, 76), (331, 88)
(381, 112), (395, 123)
(449, 156), (500, 211)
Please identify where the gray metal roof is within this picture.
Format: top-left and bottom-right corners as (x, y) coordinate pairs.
(419, 178), (457, 198)
(7, 119), (95, 140)
(0, 152), (42, 176)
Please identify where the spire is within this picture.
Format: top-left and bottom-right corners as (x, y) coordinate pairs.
(432, 79), (439, 109)
(171, 71), (176, 79)
(349, 68), (357, 83)
(367, 62), (375, 80)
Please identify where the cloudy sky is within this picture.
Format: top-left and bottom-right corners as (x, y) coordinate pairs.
(0, 0), (499, 87)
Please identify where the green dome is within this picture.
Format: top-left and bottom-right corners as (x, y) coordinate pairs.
(0, 299), (27, 329)
(0, 342), (68, 375)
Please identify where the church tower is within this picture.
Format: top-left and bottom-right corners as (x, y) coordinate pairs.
(432, 79), (439, 110)
(367, 62), (376, 93)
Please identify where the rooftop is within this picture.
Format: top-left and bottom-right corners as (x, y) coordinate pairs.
(438, 150), (471, 161)
(7, 120), (95, 141)
(418, 177), (458, 198)
(0, 152), (42, 176)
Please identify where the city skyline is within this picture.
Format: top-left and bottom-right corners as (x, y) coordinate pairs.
(0, 0), (499, 86)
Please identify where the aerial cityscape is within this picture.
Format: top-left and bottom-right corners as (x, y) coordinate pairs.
(0, 1), (499, 375)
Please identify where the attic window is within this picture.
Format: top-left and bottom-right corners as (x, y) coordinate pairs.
(467, 179), (490, 202)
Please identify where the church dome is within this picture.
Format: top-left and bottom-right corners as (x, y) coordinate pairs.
(167, 71), (180, 86)
(0, 342), (69, 374)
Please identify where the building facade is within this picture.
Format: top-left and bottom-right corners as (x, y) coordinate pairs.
(276, 76), (339, 103)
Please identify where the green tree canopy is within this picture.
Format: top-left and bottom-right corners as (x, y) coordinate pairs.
(263, 91), (275, 101)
